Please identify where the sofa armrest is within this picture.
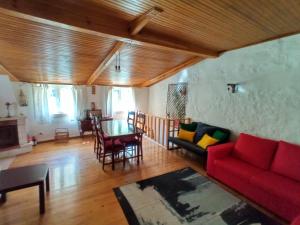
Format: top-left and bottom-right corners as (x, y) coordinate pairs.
(292, 215), (300, 225)
(207, 142), (235, 176)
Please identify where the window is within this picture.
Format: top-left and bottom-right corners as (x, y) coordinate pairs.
(48, 85), (75, 118)
(111, 87), (135, 118)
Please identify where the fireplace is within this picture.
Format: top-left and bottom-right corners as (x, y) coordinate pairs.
(0, 120), (19, 150)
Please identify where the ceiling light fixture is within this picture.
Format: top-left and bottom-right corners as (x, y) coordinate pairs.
(115, 51), (121, 72)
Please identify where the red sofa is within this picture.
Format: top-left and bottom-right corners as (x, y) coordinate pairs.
(207, 133), (300, 223)
(292, 216), (300, 225)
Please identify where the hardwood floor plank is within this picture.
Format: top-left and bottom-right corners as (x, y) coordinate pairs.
(0, 137), (204, 225)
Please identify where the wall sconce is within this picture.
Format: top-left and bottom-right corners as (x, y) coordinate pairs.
(227, 83), (240, 93)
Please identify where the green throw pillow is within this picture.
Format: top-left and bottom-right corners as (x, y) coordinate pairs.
(180, 122), (197, 132)
(212, 130), (227, 141)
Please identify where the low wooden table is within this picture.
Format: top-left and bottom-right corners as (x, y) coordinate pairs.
(0, 164), (50, 214)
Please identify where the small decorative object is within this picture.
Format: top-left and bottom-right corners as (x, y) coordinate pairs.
(0, 75), (17, 117)
(91, 102), (96, 110)
(179, 86), (187, 96)
(92, 85), (96, 95)
(19, 89), (28, 106)
(227, 83), (240, 93)
(5, 102), (12, 117)
(32, 136), (37, 146)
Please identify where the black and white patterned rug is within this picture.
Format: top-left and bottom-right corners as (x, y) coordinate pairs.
(114, 167), (282, 225)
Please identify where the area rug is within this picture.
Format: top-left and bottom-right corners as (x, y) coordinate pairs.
(113, 167), (282, 225)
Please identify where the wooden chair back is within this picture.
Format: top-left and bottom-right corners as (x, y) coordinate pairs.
(136, 112), (146, 132)
(92, 116), (105, 152)
(127, 111), (136, 125)
(91, 116), (97, 136)
(88, 109), (102, 119)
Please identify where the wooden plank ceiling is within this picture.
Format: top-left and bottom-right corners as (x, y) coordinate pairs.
(0, 0), (299, 86)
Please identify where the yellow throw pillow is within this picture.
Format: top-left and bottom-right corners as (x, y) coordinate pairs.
(178, 129), (195, 143)
(197, 134), (219, 150)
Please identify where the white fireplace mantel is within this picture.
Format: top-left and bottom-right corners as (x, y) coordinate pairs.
(0, 116), (33, 158)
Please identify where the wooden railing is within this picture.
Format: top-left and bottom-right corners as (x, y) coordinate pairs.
(144, 114), (191, 148)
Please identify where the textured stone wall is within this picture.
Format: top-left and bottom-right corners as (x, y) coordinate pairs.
(148, 34), (300, 143)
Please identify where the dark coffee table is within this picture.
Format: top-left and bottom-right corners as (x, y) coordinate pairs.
(0, 164), (50, 214)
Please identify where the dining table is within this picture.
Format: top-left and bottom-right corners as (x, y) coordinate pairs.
(101, 119), (143, 168)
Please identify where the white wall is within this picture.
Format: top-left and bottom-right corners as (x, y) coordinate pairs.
(0, 83), (149, 142)
(148, 34), (300, 144)
(134, 88), (149, 113)
(0, 75), (18, 117)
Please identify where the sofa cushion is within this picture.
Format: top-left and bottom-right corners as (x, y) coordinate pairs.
(271, 141), (300, 182)
(212, 130), (228, 142)
(250, 171), (300, 206)
(197, 134), (219, 149)
(193, 122), (231, 144)
(178, 128), (195, 143)
(168, 137), (206, 155)
(214, 157), (262, 182)
(180, 122), (198, 132)
(195, 122), (209, 131)
(194, 126), (217, 143)
(292, 216), (300, 225)
(105, 139), (124, 151)
(233, 133), (278, 170)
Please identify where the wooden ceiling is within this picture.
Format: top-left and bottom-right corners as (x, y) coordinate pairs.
(96, 44), (197, 86)
(0, 0), (299, 86)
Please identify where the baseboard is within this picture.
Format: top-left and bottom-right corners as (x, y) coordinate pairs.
(37, 135), (92, 144)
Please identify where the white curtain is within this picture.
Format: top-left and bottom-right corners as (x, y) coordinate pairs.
(106, 87), (112, 116)
(110, 87), (136, 118)
(32, 84), (51, 123)
(126, 87), (136, 112)
(72, 85), (87, 120)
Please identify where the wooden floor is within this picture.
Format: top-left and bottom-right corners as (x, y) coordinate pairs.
(0, 137), (287, 225)
(0, 137), (206, 225)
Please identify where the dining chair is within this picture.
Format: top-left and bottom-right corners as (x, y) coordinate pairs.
(91, 116), (99, 156)
(93, 116), (126, 170)
(136, 112), (146, 131)
(92, 116), (110, 159)
(127, 111), (136, 125)
(122, 112), (146, 162)
(122, 111), (137, 152)
(135, 112), (146, 159)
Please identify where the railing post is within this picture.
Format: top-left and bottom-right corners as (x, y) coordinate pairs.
(162, 119), (166, 146)
(166, 118), (170, 150)
(158, 118), (161, 145)
(139, 113), (190, 149)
